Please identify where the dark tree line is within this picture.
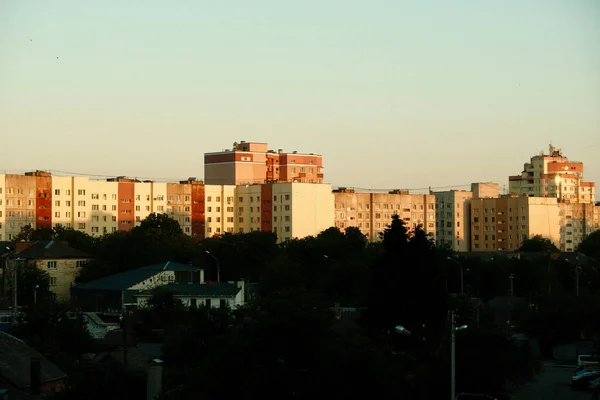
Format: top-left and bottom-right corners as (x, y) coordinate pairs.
(8, 215), (600, 399)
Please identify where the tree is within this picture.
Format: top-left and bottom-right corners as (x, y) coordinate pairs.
(578, 230), (600, 260)
(519, 235), (559, 253)
(13, 224), (54, 242)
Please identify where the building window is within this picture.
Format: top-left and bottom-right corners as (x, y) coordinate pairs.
(49, 277), (58, 285)
(47, 261), (57, 269)
(76, 260), (87, 268)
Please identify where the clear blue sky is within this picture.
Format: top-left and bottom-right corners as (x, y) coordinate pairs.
(1, 0), (598, 191)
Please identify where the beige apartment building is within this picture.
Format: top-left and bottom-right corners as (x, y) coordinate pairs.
(559, 202), (600, 252)
(333, 189), (436, 241)
(470, 195), (560, 252)
(236, 182), (334, 242)
(509, 144), (595, 203)
(204, 141), (324, 185)
(434, 183), (500, 251)
(204, 185), (236, 237)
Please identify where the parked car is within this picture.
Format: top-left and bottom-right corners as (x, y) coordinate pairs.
(571, 370), (600, 389)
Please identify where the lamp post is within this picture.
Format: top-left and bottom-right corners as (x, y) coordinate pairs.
(205, 250), (220, 282)
(450, 310), (468, 400)
(447, 257), (464, 295)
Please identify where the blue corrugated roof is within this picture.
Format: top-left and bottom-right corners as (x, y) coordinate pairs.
(72, 261), (201, 291)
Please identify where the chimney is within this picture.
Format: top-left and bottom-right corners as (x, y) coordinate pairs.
(147, 364), (163, 400)
(30, 357), (42, 395)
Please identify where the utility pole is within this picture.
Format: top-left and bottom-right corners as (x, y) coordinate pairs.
(11, 258), (18, 327)
(450, 310), (456, 400)
(575, 266), (581, 298)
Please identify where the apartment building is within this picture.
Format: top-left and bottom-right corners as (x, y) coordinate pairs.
(204, 141), (324, 185)
(559, 202), (600, 252)
(434, 183), (500, 252)
(509, 144), (595, 203)
(470, 195), (560, 252)
(204, 185), (236, 237)
(332, 188), (436, 241)
(0, 172), (206, 240)
(235, 182), (333, 242)
(434, 190), (473, 251)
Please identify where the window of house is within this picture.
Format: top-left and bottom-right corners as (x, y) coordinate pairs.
(47, 261), (57, 269)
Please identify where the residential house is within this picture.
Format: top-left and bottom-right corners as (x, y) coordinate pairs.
(133, 281), (247, 309)
(0, 331), (67, 396)
(71, 261), (205, 312)
(15, 240), (92, 302)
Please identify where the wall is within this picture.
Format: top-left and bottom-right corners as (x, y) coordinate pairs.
(234, 184), (263, 233)
(527, 197), (560, 247)
(276, 183), (333, 242)
(38, 258), (90, 302)
(166, 183), (193, 235)
(204, 185), (236, 237)
(335, 191), (436, 242)
(34, 173), (53, 229)
(4, 174), (37, 239)
(0, 174), (5, 241)
(435, 190), (473, 252)
(190, 181), (205, 240)
(117, 181), (135, 231)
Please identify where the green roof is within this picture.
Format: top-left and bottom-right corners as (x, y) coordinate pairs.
(136, 283), (241, 298)
(73, 261), (201, 291)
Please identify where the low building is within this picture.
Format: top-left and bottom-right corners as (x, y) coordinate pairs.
(133, 281), (247, 309)
(0, 331), (67, 396)
(15, 240), (92, 303)
(71, 261), (205, 312)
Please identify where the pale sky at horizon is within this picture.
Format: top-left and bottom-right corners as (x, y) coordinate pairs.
(1, 0), (598, 192)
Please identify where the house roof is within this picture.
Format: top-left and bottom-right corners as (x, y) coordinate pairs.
(16, 240), (91, 259)
(0, 331), (67, 389)
(136, 282), (241, 298)
(73, 261), (202, 292)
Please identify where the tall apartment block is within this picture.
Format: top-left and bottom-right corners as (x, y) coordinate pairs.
(235, 182), (334, 242)
(508, 145), (599, 251)
(332, 188), (436, 241)
(0, 172), (206, 241)
(434, 183), (500, 252)
(509, 144), (595, 203)
(558, 202), (600, 252)
(204, 141), (324, 185)
(470, 196), (560, 252)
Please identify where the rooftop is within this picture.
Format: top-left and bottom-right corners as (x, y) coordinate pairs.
(0, 331), (67, 389)
(73, 261), (202, 292)
(16, 240), (91, 259)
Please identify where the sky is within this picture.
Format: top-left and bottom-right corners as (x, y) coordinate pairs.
(1, 0), (598, 192)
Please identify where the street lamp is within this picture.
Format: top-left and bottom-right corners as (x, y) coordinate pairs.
(205, 250), (221, 282)
(394, 325), (411, 336)
(323, 254), (340, 264)
(450, 310), (468, 400)
(447, 257), (464, 295)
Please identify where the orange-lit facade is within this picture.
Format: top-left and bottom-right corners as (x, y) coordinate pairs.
(332, 188), (436, 241)
(204, 141), (324, 185)
(509, 144), (595, 203)
(0, 172), (208, 241)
